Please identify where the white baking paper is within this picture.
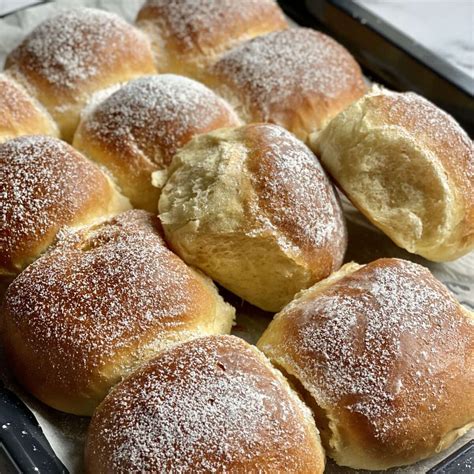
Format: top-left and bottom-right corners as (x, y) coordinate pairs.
(0, 1), (472, 472)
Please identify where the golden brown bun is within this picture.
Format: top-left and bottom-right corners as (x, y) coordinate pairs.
(85, 335), (325, 473)
(0, 73), (59, 143)
(73, 74), (241, 212)
(136, 0), (288, 79)
(5, 8), (156, 142)
(311, 88), (474, 261)
(2, 210), (235, 416)
(0, 135), (129, 277)
(203, 27), (367, 141)
(258, 258), (474, 470)
(158, 123), (347, 312)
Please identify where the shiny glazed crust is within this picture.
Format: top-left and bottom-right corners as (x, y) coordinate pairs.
(5, 8), (156, 141)
(136, 0), (288, 78)
(258, 258), (474, 470)
(0, 73), (59, 143)
(0, 135), (129, 277)
(85, 335), (325, 473)
(2, 210), (235, 415)
(158, 123), (347, 311)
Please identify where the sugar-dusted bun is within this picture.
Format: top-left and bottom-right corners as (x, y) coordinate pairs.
(158, 123), (347, 312)
(73, 74), (240, 212)
(136, 0), (287, 79)
(85, 335), (325, 473)
(311, 88), (474, 261)
(0, 136), (129, 277)
(258, 258), (474, 470)
(0, 73), (59, 143)
(2, 210), (235, 416)
(5, 8), (156, 142)
(203, 28), (367, 141)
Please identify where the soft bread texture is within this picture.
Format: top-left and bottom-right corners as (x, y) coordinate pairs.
(2, 210), (235, 416)
(73, 74), (241, 211)
(158, 123), (347, 312)
(312, 88), (474, 261)
(203, 27), (367, 141)
(0, 73), (59, 143)
(85, 335), (325, 473)
(258, 258), (474, 470)
(0, 135), (129, 277)
(136, 0), (288, 79)
(5, 8), (156, 141)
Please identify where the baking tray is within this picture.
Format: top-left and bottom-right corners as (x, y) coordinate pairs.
(0, 1), (472, 472)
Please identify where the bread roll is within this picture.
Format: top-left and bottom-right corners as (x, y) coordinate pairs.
(203, 27), (367, 141)
(0, 135), (129, 277)
(0, 73), (59, 143)
(258, 258), (474, 470)
(136, 0), (288, 79)
(311, 88), (474, 261)
(85, 335), (325, 473)
(5, 8), (156, 142)
(158, 123), (347, 312)
(73, 74), (240, 212)
(2, 210), (235, 416)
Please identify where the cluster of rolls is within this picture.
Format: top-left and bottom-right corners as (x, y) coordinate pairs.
(0, 1), (472, 473)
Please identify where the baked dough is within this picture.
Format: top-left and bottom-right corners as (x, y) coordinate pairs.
(159, 123), (347, 311)
(0, 73), (59, 143)
(0, 135), (129, 277)
(258, 258), (474, 470)
(311, 88), (474, 261)
(85, 335), (325, 473)
(6, 8), (156, 141)
(136, 0), (288, 79)
(2, 210), (235, 415)
(73, 74), (240, 211)
(204, 27), (367, 141)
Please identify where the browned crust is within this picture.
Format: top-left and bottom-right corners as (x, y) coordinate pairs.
(5, 8), (156, 140)
(158, 123), (347, 311)
(85, 335), (324, 473)
(136, 0), (288, 75)
(206, 28), (367, 140)
(242, 123), (347, 279)
(0, 74), (58, 142)
(0, 136), (124, 276)
(73, 75), (240, 211)
(258, 258), (474, 469)
(2, 211), (234, 415)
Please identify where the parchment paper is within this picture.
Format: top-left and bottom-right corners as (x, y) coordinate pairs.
(0, 2), (472, 472)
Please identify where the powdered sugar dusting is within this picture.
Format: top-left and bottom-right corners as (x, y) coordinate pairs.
(212, 27), (365, 121)
(81, 74), (239, 167)
(88, 336), (316, 472)
(379, 90), (472, 151)
(0, 135), (110, 273)
(373, 90), (474, 184)
(80, 84), (123, 121)
(4, 211), (223, 391)
(276, 259), (471, 441)
(0, 75), (50, 135)
(0, 76), (24, 123)
(7, 8), (143, 90)
(138, 0), (285, 53)
(246, 124), (346, 263)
